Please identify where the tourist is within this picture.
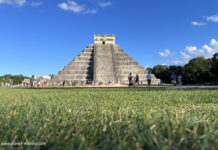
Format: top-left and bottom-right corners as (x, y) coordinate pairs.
(128, 73), (133, 87)
(1, 82), (4, 87)
(160, 80), (164, 85)
(136, 74), (139, 85)
(178, 75), (182, 86)
(63, 80), (65, 87)
(38, 82), (41, 87)
(170, 73), (177, 86)
(9, 79), (13, 87)
(147, 72), (151, 86)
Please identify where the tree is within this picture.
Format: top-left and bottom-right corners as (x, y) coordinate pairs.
(0, 74), (28, 85)
(184, 57), (214, 84)
(151, 65), (171, 83)
(211, 53), (218, 81)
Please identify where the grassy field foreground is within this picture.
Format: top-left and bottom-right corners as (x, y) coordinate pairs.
(0, 88), (217, 150)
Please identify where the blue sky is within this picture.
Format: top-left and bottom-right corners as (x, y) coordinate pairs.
(0, 0), (218, 76)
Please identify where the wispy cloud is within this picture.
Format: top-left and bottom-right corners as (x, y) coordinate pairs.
(158, 49), (175, 58)
(191, 21), (206, 26)
(0, 0), (26, 7)
(31, 1), (43, 7)
(58, 1), (99, 14)
(206, 14), (218, 23)
(191, 13), (218, 26)
(84, 8), (97, 14)
(99, 1), (112, 7)
(172, 52), (191, 65)
(58, 1), (85, 13)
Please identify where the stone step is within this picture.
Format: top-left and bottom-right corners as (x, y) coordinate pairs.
(87, 44), (94, 48)
(69, 61), (94, 65)
(60, 74), (93, 78)
(117, 62), (139, 65)
(117, 70), (147, 74)
(118, 48), (124, 52)
(60, 70), (93, 74)
(58, 77), (93, 81)
(115, 52), (129, 56)
(117, 67), (145, 71)
(78, 52), (94, 57)
(114, 48), (124, 52)
(83, 48), (94, 52)
(64, 65), (93, 70)
(116, 65), (144, 69)
(73, 57), (93, 62)
(59, 76), (93, 80)
(115, 56), (133, 60)
(116, 57), (133, 61)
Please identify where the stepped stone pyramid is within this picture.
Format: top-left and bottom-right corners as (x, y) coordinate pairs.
(50, 35), (160, 85)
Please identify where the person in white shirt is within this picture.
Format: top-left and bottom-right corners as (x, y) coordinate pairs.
(147, 72), (151, 85)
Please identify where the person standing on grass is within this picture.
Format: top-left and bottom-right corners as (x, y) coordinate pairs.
(136, 74), (139, 85)
(63, 80), (65, 87)
(178, 75), (182, 85)
(128, 73), (133, 87)
(170, 73), (177, 86)
(147, 72), (151, 86)
(1, 82), (4, 87)
(9, 79), (13, 87)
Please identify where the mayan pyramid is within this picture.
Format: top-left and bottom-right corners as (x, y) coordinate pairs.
(50, 35), (160, 85)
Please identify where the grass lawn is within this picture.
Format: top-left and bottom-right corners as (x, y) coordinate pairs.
(0, 88), (217, 150)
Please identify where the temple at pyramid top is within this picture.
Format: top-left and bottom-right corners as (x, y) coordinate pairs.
(49, 34), (160, 85)
(94, 34), (115, 45)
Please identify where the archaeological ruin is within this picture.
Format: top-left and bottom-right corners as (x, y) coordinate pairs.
(50, 35), (160, 85)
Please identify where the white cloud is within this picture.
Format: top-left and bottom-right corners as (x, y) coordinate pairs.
(158, 49), (175, 57)
(99, 1), (112, 7)
(180, 51), (192, 63)
(211, 38), (218, 49)
(206, 14), (218, 23)
(58, 1), (98, 14)
(172, 52), (191, 65)
(185, 46), (205, 57)
(31, 1), (43, 7)
(0, 0), (26, 7)
(172, 60), (186, 65)
(171, 39), (218, 65)
(185, 39), (218, 58)
(58, 1), (84, 13)
(191, 21), (206, 26)
(84, 8), (97, 14)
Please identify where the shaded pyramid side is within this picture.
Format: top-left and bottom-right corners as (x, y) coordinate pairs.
(114, 45), (160, 84)
(50, 45), (94, 84)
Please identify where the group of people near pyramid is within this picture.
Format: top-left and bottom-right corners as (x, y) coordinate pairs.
(128, 72), (183, 87)
(128, 72), (152, 87)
